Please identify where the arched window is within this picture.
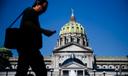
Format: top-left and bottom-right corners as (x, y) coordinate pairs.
(66, 27), (69, 32)
(81, 27), (83, 33)
(77, 70), (83, 76)
(121, 65), (126, 69)
(83, 40), (85, 46)
(77, 38), (80, 44)
(63, 70), (69, 76)
(102, 65), (108, 69)
(71, 37), (75, 42)
(115, 65), (119, 69)
(109, 65), (114, 69)
(60, 38), (62, 45)
(97, 65), (101, 69)
(76, 27), (79, 33)
(66, 38), (68, 43)
(71, 27), (74, 32)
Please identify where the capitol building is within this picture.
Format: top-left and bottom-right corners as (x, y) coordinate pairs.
(0, 11), (128, 76)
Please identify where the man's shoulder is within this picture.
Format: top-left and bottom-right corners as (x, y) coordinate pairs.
(24, 7), (32, 11)
(23, 7), (34, 13)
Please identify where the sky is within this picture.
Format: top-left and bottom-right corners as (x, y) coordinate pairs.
(0, 0), (128, 57)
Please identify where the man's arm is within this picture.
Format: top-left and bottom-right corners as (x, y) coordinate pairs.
(41, 28), (56, 37)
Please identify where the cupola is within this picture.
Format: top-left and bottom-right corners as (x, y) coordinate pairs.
(55, 9), (89, 48)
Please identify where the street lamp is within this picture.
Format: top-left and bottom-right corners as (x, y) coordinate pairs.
(103, 71), (106, 76)
(6, 67), (10, 76)
(50, 68), (54, 76)
(93, 69), (96, 76)
(115, 68), (118, 76)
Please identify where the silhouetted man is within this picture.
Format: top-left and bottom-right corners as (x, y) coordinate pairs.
(15, 0), (56, 76)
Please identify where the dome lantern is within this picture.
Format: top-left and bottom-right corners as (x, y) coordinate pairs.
(70, 8), (76, 22)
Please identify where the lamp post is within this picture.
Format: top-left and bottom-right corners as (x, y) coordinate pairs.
(50, 68), (54, 76)
(119, 64), (122, 76)
(115, 68), (118, 76)
(93, 69), (96, 76)
(6, 67), (10, 76)
(59, 69), (61, 76)
(103, 71), (106, 76)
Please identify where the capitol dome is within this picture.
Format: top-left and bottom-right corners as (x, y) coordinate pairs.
(59, 10), (85, 35)
(55, 10), (89, 48)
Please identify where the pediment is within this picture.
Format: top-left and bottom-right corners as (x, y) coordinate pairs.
(53, 43), (92, 53)
(61, 45), (85, 51)
(61, 62), (86, 69)
(57, 44), (90, 52)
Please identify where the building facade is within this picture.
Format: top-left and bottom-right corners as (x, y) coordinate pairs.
(0, 11), (128, 76)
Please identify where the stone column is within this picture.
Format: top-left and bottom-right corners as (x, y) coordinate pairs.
(60, 38), (62, 46)
(80, 37), (83, 46)
(62, 36), (66, 46)
(83, 69), (85, 76)
(76, 70), (78, 76)
(61, 70), (63, 76)
(56, 39), (59, 47)
(58, 38), (61, 46)
(68, 36), (71, 42)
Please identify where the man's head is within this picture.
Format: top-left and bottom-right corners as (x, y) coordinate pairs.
(33, 0), (48, 14)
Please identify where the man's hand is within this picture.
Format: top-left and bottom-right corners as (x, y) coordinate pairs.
(52, 30), (56, 34)
(42, 28), (56, 37)
(47, 30), (56, 37)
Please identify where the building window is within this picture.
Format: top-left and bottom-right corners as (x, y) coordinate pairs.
(77, 38), (80, 44)
(76, 27), (79, 32)
(103, 65), (107, 69)
(60, 38), (62, 45)
(46, 66), (49, 69)
(63, 70), (69, 76)
(71, 37), (73, 42)
(85, 63), (87, 66)
(66, 27), (69, 32)
(122, 65), (125, 69)
(71, 37), (75, 42)
(84, 70), (89, 75)
(81, 28), (83, 33)
(83, 40), (85, 46)
(66, 38), (68, 43)
(71, 27), (74, 32)
(97, 65), (99, 69)
(103, 66), (106, 69)
(61, 56), (64, 58)
(77, 70), (83, 76)
(115, 65), (119, 69)
(109, 66), (112, 69)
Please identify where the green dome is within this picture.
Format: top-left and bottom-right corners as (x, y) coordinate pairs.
(59, 21), (84, 35)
